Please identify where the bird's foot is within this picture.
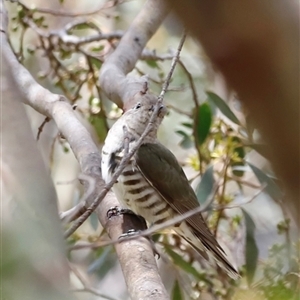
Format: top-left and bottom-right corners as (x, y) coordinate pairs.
(106, 206), (135, 219)
(118, 229), (160, 259)
(118, 228), (139, 239)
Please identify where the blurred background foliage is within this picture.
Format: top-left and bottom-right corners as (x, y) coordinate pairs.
(5, 0), (299, 299)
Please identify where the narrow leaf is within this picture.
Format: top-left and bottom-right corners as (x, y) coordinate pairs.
(242, 209), (258, 285)
(196, 102), (212, 145)
(231, 137), (245, 177)
(176, 130), (193, 149)
(206, 91), (240, 125)
(181, 122), (193, 129)
(248, 162), (282, 200)
(145, 59), (159, 69)
(195, 165), (215, 206)
(88, 247), (116, 278)
(89, 57), (102, 69)
(172, 280), (183, 300)
(89, 115), (107, 142)
(176, 130), (189, 137)
(165, 246), (207, 282)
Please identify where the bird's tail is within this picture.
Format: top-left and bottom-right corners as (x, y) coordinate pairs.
(176, 222), (240, 279)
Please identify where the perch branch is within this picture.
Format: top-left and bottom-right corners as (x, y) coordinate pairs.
(100, 0), (169, 108)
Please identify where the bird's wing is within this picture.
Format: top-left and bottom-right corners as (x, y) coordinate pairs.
(135, 142), (221, 249)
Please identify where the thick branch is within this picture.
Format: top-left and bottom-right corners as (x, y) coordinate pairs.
(2, 1), (169, 299)
(166, 0), (299, 225)
(100, 0), (169, 108)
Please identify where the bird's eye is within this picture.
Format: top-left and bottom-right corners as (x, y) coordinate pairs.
(135, 103), (141, 110)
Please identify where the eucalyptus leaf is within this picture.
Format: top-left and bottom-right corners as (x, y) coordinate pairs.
(176, 130), (193, 149)
(181, 122), (193, 129)
(195, 165), (215, 207)
(231, 137), (245, 177)
(206, 91), (240, 125)
(89, 57), (102, 69)
(88, 247), (116, 278)
(90, 45), (104, 52)
(172, 280), (183, 300)
(165, 246), (207, 282)
(89, 115), (107, 142)
(145, 59), (159, 69)
(176, 130), (189, 137)
(242, 209), (258, 285)
(248, 162), (282, 200)
(196, 102), (212, 145)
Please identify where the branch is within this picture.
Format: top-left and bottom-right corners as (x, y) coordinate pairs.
(11, 0), (129, 17)
(23, 16), (123, 46)
(3, 1), (170, 299)
(69, 264), (117, 300)
(100, 0), (169, 108)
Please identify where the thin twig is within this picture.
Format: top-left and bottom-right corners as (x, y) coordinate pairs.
(167, 103), (192, 117)
(69, 263), (118, 300)
(11, 0), (130, 17)
(60, 174), (96, 223)
(158, 31), (186, 101)
(64, 32), (186, 238)
(213, 156), (231, 236)
(23, 16), (123, 46)
(36, 116), (50, 140)
(177, 59), (203, 175)
(212, 183), (266, 211)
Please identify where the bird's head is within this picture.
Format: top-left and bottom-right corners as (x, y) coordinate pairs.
(122, 100), (167, 139)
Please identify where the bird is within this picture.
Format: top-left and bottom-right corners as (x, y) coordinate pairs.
(101, 97), (239, 279)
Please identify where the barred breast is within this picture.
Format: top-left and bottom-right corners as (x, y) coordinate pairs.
(102, 146), (174, 226)
(113, 162), (174, 226)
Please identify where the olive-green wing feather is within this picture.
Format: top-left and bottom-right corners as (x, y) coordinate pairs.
(135, 142), (220, 249)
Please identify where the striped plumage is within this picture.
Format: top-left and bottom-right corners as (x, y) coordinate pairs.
(101, 99), (239, 279)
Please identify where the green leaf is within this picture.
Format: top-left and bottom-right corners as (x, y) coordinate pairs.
(242, 209), (258, 285)
(72, 21), (99, 31)
(165, 246), (207, 282)
(206, 91), (240, 125)
(195, 165), (215, 206)
(145, 59), (159, 69)
(181, 122), (193, 129)
(73, 23), (91, 30)
(231, 137), (245, 177)
(59, 49), (72, 60)
(90, 45), (104, 52)
(248, 162), (282, 200)
(89, 115), (107, 142)
(196, 102), (212, 145)
(89, 57), (102, 69)
(176, 130), (193, 149)
(172, 280), (183, 300)
(88, 247), (116, 278)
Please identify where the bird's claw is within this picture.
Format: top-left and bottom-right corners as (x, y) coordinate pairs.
(106, 206), (135, 219)
(118, 229), (139, 239)
(118, 229), (161, 259)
